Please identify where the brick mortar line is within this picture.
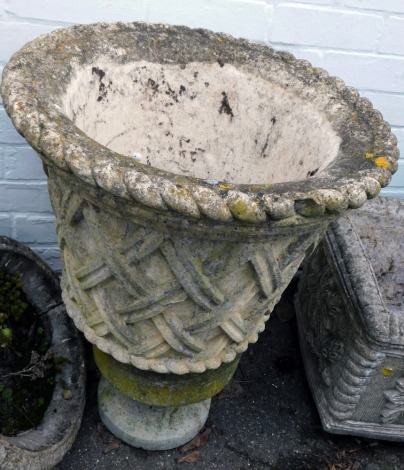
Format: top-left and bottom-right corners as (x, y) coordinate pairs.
(269, 43), (404, 60)
(0, 181), (48, 186)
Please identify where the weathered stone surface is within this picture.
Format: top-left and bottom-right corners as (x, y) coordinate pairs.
(1, 22), (398, 374)
(93, 346), (240, 406)
(295, 197), (404, 441)
(0, 237), (86, 470)
(51, 171), (327, 374)
(98, 377), (210, 450)
(0, 22), (399, 449)
(0, 23), (398, 228)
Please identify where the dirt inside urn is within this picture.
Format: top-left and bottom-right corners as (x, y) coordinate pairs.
(63, 61), (340, 185)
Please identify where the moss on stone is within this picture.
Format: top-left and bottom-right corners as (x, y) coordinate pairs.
(231, 200), (248, 218)
(93, 346), (240, 406)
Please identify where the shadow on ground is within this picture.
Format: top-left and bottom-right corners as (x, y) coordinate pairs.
(56, 279), (404, 470)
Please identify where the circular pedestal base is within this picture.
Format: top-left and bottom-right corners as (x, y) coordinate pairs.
(94, 346), (240, 406)
(98, 377), (211, 450)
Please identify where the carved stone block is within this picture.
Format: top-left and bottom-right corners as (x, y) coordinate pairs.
(296, 197), (404, 441)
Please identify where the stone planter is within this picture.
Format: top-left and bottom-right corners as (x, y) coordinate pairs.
(0, 237), (85, 470)
(0, 22), (398, 449)
(295, 197), (404, 441)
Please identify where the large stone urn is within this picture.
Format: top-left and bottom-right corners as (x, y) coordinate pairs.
(0, 22), (398, 449)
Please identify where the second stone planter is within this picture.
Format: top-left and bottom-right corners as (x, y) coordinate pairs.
(0, 22), (399, 449)
(295, 197), (404, 441)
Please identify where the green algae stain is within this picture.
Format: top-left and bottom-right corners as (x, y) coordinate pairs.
(231, 200), (248, 218)
(210, 249), (224, 261)
(93, 346), (240, 407)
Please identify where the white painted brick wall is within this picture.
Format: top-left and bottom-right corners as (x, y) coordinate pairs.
(271, 5), (384, 51)
(14, 215), (57, 244)
(345, 0), (404, 14)
(379, 16), (404, 55)
(0, 0), (403, 271)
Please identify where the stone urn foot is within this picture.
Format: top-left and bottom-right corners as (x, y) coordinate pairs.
(93, 345), (238, 449)
(0, 22), (398, 449)
(98, 378), (211, 450)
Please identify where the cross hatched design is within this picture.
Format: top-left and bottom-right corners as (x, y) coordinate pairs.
(50, 176), (319, 374)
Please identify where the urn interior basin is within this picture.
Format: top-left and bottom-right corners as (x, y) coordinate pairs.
(0, 22), (399, 450)
(63, 60), (341, 186)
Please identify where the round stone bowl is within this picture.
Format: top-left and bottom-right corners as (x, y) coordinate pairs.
(0, 237), (85, 470)
(0, 22), (399, 449)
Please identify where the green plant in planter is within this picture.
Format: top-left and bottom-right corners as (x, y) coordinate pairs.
(0, 271), (27, 349)
(0, 237), (85, 469)
(0, 323), (12, 349)
(0, 270), (27, 316)
(0, 269), (55, 435)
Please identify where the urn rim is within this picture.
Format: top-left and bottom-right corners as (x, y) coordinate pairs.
(0, 22), (399, 224)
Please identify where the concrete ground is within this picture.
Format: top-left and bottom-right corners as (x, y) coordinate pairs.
(56, 279), (404, 470)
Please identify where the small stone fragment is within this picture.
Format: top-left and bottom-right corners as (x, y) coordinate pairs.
(63, 390), (73, 400)
(102, 438), (122, 454)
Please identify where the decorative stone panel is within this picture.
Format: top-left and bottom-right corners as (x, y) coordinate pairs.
(49, 170), (325, 375)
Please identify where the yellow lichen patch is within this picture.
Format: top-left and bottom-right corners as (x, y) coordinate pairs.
(217, 37), (223, 43)
(364, 152), (390, 170)
(351, 114), (357, 121)
(381, 367), (393, 377)
(218, 183), (232, 190)
(374, 156), (389, 170)
(227, 195), (266, 222)
(230, 200), (248, 218)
